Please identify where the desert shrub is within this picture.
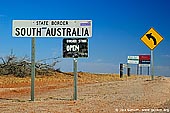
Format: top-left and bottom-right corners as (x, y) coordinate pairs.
(0, 50), (60, 77)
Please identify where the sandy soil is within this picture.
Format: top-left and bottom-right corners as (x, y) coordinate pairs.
(0, 72), (170, 113)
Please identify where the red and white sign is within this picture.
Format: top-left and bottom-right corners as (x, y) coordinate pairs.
(139, 55), (150, 65)
(139, 55), (150, 60)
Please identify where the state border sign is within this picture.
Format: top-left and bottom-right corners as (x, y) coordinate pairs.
(12, 20), (92, 38)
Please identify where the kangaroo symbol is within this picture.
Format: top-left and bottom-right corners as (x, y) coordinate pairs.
(146, 33), (157, 45)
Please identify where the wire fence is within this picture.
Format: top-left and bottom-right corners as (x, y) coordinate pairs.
(123, 64), (170, 77)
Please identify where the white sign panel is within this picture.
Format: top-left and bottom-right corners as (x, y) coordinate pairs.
(12, 20), (92, 38)
(127, 56), (139, 64)
(139, 64), (150, 67)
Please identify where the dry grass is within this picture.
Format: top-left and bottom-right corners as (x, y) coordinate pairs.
(0, 72), (150, 87)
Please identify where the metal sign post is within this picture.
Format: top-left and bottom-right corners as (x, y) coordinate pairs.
(151, 50), (154, 80)
(141, 27), (164, 80)
(147, 66), (150, 75)
(62, 38), (89, 100)
(31, 37), (36, 101)
(137, 64), (139, 75)
(140, 66), (142, 75)
(73, 58), (78, 100)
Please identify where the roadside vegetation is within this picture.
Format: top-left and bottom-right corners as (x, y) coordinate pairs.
(0, 50), (60, 77)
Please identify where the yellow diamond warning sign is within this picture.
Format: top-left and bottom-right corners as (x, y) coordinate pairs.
(141, 28), (164, 50)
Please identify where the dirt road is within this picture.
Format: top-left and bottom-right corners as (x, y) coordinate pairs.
(0, 73), (170, 113)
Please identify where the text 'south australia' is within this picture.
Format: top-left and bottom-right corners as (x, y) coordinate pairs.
(14, 27), (90, 37)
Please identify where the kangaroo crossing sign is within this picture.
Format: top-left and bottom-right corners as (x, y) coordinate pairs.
(141, 28), (164, 50)
(12, 20), (92, 38)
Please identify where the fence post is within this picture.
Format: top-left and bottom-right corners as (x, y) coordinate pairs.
(120, 63), (123, 78)
(127, 67), (130, 77)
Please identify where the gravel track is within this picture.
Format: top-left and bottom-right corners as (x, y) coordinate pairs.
(0, 75), (170, 113)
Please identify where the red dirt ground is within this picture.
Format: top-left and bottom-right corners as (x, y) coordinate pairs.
(0, 72), (170, 113)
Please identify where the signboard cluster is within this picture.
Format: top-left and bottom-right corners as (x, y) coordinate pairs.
(12, 19), (92, 101)
(13, 20), (92, 59)
(127, 55), (151, 67)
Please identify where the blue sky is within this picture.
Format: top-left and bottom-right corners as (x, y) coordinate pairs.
(0, 0), (170, 76)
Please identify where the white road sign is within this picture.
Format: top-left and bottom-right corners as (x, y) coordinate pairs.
(139, 64), (150, 67)
(127, 56), (139, 64)
(12, 20), (92, 38)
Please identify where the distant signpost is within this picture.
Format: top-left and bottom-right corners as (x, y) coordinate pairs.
(127, 56), (139, 64)
(141, 28), (164, 80)
(127, 55), (150, 75)
(12, 20), (92, 101)
(139, 55), (151, 67)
